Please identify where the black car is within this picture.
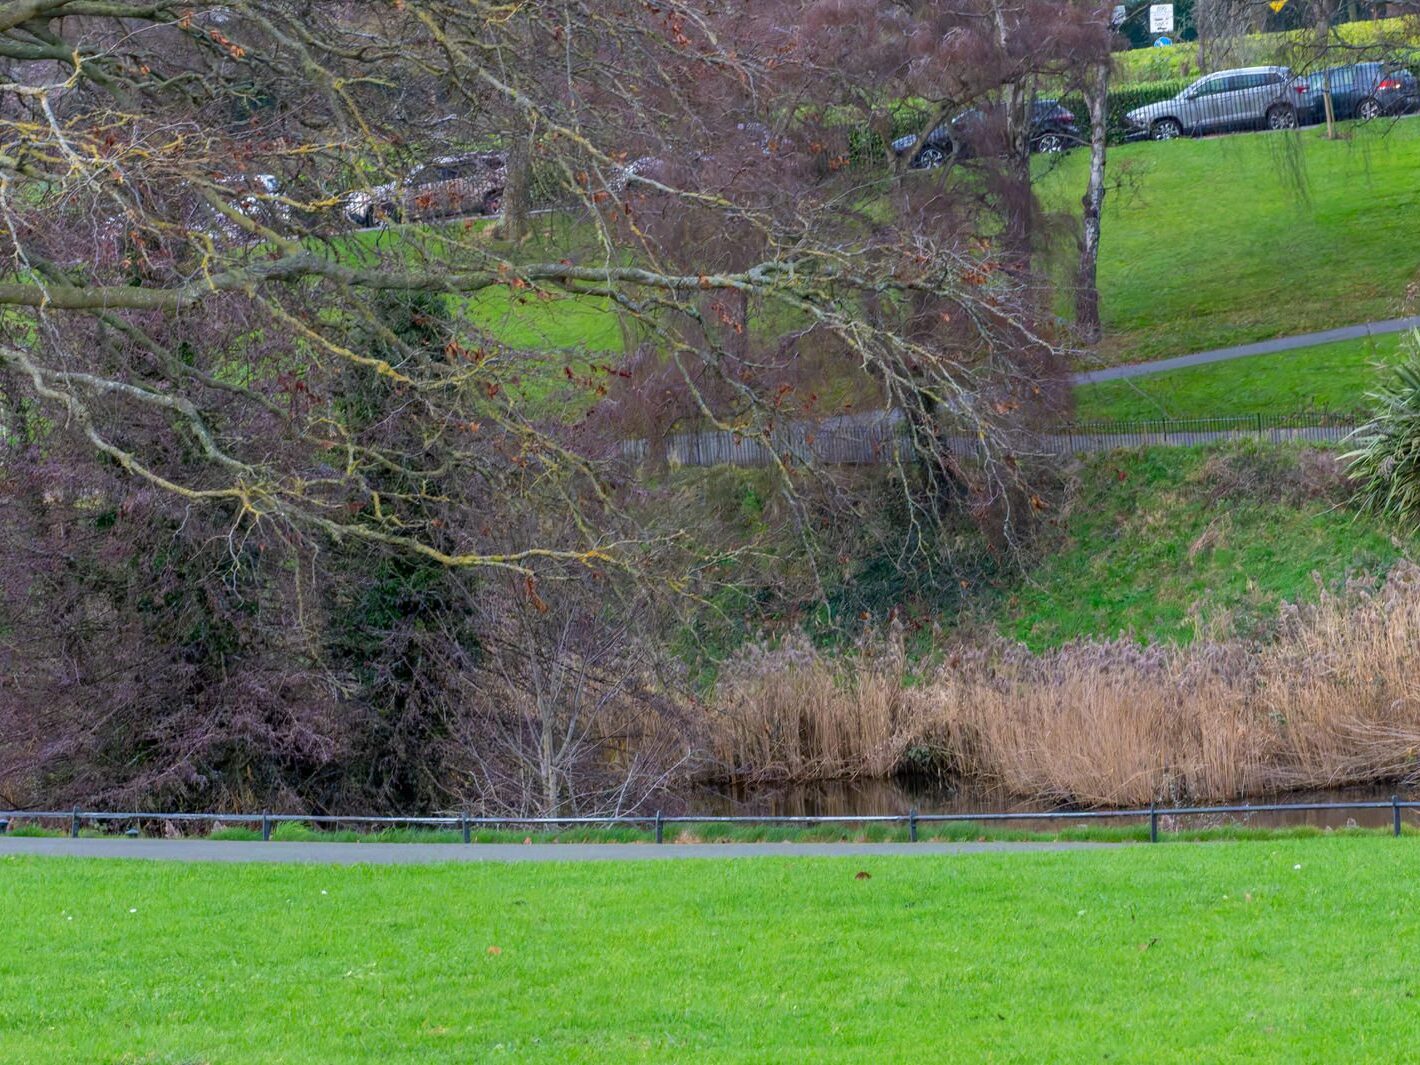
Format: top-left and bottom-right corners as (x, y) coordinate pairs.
(1293, 62), (1420, 123)
(891, 99), (1080, 169)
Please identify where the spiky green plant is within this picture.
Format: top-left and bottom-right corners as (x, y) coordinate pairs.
(1345, 340), (1420, 528)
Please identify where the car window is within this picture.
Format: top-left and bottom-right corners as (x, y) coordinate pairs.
(1231, 73), (1274, 91)
(1191, 76), (1222, 97)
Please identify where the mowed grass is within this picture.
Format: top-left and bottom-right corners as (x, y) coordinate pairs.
(1037, 117), (1420, 364)
(5, 841), (1420, 1062)
(1073, 332), (1408, 420)
(1000, 444), (1400, 647)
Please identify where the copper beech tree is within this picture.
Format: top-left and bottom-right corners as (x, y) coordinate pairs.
(0, 0), (1111, 811)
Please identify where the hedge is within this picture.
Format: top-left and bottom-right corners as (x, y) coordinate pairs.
(1057, 78), (1191, 146)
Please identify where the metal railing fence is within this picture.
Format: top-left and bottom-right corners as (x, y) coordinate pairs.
(0, 796), (1413, 844)
(624, 410), (1360, 469)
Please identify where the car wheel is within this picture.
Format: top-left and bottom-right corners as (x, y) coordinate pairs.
(1150, 118), (1182, 141)
(1033, 132), (1066, 153)
(1358, 97), (1383, 121)
(1267, 105), (1298, 131)
(913, 144), (949, 169)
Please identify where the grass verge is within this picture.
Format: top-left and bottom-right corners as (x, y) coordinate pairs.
(5, 818), (1417, 846)
(1073, 332), (1407, 420)
(1037, 117), (1420, 364)
(998, 443), (1401, 646)
(5, 839), (1420, 1061)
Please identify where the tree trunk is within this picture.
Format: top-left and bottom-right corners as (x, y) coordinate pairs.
(500, 132), (532, 242)
(1076, 61), (1110, 343)
(992, 1), (1035, 265)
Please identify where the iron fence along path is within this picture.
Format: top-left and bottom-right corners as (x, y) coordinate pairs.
(1, 796), (1414, 845)
(622, 411), (1360, 469)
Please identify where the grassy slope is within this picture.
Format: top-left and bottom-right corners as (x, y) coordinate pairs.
(998, 444), (1400, 647)
(1036, 118), (1420, 364)
(1074, 332), (1409, 420)
(5, 842), (1420, 1062)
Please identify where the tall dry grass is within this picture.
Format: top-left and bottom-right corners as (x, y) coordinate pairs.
(707, 563), (1420, 805)
(706, 633), (913, 782)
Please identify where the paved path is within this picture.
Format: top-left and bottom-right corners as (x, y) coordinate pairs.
(1073, 315), (1420, 385)
(0, 837), (1107, 864)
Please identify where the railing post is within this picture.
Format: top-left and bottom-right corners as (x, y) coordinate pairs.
(461, 812), (471, 844)
(909, 808), (919, 843)
(261, 810), (271, 842)
(1394, 795), (1402, 838)
(70, 808), (80, 839)
(1149, 802), (1158, 844)
(655, 810), (664, 845)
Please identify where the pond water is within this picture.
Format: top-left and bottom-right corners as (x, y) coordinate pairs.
(676, 778), (1420, 832)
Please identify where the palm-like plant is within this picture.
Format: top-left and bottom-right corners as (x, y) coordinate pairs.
(1345, 339), (1420, 528)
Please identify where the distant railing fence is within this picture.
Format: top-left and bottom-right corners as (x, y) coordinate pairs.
(623, 411), (1359, 468)
(0, 796), (1412, 844)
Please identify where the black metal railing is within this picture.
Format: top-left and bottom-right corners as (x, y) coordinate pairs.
(0, 796), (1413, 844)
(623, 410), (1360, 469)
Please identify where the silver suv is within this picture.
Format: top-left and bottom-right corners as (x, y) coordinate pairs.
(1125, 66), (1298, 141)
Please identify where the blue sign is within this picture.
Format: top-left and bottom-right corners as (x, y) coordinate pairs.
(1154, 36), (1173, 47)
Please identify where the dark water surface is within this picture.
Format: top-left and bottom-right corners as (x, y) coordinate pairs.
(680, 778), (1420, 832)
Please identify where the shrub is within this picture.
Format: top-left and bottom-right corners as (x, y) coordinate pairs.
(1345, 345), (1420, 530)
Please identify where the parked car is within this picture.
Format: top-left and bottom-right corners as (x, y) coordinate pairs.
(343, 152), (506, 226)
(1124, 66), (1298, 141)
(190, 172), (290, 242)
(891, 98), (1081, 169)
(1292, 62), (1420, 123)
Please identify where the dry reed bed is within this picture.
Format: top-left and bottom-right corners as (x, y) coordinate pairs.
(709, 562), (1420, 805)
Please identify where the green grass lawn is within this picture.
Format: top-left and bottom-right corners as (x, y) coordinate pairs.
(999, 444), (1401, 647)
(1074, 332), (1409, 420)
(1037, 118), (1420, 364)
(5, 840), (1420, 1062)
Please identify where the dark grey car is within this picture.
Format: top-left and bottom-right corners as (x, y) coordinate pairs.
(1294, 62), (1420, 122)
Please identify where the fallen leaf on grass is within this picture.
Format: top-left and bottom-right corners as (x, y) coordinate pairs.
(487, 945), (503, 956)
(854, 870), (872, 880)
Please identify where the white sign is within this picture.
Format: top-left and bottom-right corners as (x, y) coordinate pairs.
(1149, 3), (1175, 34)
(1111, 4), (1127, 27)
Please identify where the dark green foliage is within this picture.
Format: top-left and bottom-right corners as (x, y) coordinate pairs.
(1057, 78), (1192, 145)
(1345, 347), (1420, 530)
